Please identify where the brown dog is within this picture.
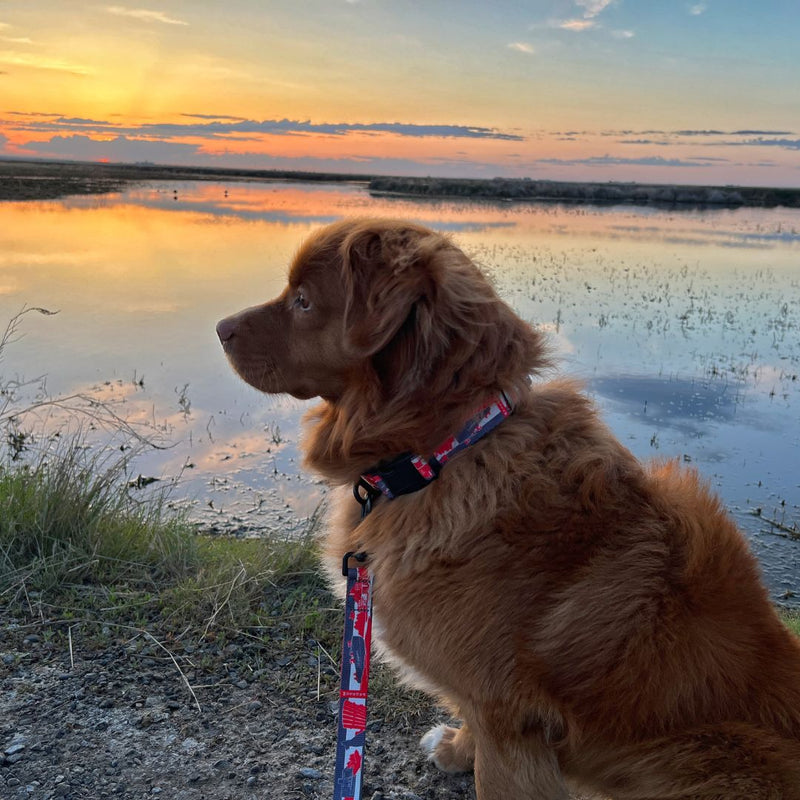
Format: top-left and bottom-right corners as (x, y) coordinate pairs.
(217, 218), (800, 799)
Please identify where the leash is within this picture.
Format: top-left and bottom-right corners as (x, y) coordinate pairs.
(333, 546), (373, 800)
(332, 391), (514, 799)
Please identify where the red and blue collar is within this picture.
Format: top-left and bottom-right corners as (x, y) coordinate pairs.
(353, 391), (513, 515)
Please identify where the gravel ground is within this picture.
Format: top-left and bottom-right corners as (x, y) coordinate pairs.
(0, 621), (477, 800)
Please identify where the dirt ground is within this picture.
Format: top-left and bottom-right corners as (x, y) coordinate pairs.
(0, 620), (478, 800)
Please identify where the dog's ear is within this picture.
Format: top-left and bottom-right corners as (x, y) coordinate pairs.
(340, 225), (435, 357)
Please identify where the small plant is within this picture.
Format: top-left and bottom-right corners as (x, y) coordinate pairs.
(266, 422), (283, 445)
(6, 422), (31, 460)
(176, 383), (191, 417)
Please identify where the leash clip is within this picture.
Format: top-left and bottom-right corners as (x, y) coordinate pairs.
(341, 550), (368, 577)
(353, 478), (379, 519)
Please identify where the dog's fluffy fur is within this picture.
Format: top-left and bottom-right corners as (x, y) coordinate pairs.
(217, 218), (800, 798)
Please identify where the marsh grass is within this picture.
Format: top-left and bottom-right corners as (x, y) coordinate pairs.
(781, 610), (800, 638)
(0, 433), (339, 652)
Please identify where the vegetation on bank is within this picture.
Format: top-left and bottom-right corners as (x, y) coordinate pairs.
(0, 438), (432, 719)
(3, 157), (800, 207)
(0, 442), (336, 650)
(0, 158), (373, 201)
(369, 175), (800, 208)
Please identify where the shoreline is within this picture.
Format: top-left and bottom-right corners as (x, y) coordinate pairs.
(2, 157), (800, 208)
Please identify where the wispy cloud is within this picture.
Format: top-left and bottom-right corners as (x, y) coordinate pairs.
(575, 0), (615, 18)
(559, 19), (595, 31)
(507, 42), (535, 54)
(609, 129), (795, 139)
(611, 29), (635, 39)
(105, 6), (189, 26)
(15, 133), (521, 180)
(0, 51), (90, 75)
(538, 154), (723, 168)
(689, 3), (708, 15)
(735, 138), (800, 151)
(4, 112), (525, 142)
(182, 113), (248, 122)
(1, 36), (34, 44)
(550, 0), (615, 33)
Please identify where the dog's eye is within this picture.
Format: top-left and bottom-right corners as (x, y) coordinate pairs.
(294, 291), (312, 312)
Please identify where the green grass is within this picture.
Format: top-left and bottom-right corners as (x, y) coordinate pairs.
(0, 440), (339, 652)
(0, 436), (438, 720)
(781, 609), (800, 638)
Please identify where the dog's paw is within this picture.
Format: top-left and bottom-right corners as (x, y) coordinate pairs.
(420, 724), (475, 774)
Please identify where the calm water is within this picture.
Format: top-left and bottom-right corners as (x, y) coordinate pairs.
(1, 180), (799, 600)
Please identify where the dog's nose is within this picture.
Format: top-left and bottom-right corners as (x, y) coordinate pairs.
(216, 316), (237, 343)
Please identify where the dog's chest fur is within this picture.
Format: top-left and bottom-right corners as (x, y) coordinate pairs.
(320, 485), (451, 695)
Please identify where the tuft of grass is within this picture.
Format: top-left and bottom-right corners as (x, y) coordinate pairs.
(781, 609), (800, 639)
(0, 438), (338, 653)
(0, 441), (196, 600)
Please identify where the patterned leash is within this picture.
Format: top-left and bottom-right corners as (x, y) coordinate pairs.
(332, 391), (514, 799)
(332, 551), (373, 800)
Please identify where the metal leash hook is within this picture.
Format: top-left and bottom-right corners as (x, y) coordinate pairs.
(353, 478), (378, 519)
(341, 550), (368, 577)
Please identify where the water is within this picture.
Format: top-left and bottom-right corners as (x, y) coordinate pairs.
(1, 180), (798, 600)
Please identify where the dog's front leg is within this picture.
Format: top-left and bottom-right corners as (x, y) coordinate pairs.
(420, 722), (476, 773)
(473, 728), (568, 800)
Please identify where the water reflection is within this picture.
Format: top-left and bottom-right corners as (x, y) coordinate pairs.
(1, 180), (798, 600)
(590, 375), (739, 434)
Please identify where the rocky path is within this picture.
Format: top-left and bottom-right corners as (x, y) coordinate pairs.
(1, 623), (476, 800)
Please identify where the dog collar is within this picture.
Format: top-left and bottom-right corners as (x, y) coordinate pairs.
(353, 391), (513, 513)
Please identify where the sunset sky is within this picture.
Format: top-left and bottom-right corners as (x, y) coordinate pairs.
(1, 1), (798, 186)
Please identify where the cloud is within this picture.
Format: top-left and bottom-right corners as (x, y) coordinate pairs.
(105, 6), (189, 26)
(732, 130), (793, 136)
(538, 155), (723, 168)
(507, 42), (535, 54)
(611, 29), (635, 39)
(181, 112), (248, 122)
(604, 129), (796, 140)
(575, 0), (614, 18)
(5, 113), (525, 142)
(688, 3), (708, 15)
(548, 1), (615, 33)
(22, 133), (201, 162)
(738, 138), (800, 151)
(0, 51), (90, 75)
(1, 36), (34, 44)
(559, 19), (595, 31)
(13, 132), (523, 179)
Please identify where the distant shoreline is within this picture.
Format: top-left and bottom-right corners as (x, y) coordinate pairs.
(2, 157), (799, 208)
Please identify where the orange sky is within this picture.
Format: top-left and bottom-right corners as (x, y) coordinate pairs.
(1, 1), (799, 186)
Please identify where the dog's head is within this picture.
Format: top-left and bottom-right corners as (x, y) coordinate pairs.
(217, 218), (547, 410)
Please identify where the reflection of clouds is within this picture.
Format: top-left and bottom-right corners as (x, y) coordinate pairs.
(130, 196), (343, 226)
(120, 301), (184, 314)
(590, 375), (740, 436)
(533, 322), (576, 355)
(125, 183), (520, 233)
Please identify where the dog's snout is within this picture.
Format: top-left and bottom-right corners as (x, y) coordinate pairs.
(216, 316), (238, 344)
